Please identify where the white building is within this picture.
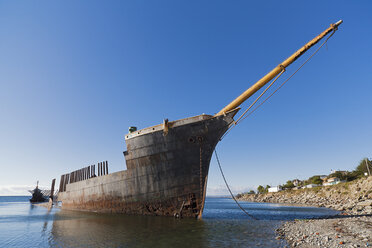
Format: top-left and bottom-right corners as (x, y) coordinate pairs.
(323, 177), (342, 186)
(304, 184), (321, 189)
(268, 186), (282, 193)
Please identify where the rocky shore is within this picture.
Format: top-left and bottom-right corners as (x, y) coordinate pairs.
(276, 216), (371, 247)
(237, 177), (372, 247)
(237, 177), (372, 215)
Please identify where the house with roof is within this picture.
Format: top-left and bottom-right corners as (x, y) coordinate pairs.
(323, 177), (342, 186)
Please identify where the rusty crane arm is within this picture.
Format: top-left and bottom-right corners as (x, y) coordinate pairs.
(216, 20), (343, 116)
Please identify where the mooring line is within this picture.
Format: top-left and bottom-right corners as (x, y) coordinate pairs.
(214, 149), (258, 220)
(220, 29), (337, 141)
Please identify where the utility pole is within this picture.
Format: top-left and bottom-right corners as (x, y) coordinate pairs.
(365, 158), (371, 176)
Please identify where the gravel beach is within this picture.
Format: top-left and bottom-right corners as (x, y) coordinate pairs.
(276, 215), (372, 247)
(237, 177), (372, 247)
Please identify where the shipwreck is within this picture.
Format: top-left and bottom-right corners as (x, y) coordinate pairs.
(57, 20), (343, 218)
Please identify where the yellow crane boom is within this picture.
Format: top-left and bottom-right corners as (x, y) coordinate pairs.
(216, 20), (343, 116)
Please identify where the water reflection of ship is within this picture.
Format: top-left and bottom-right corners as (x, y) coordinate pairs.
(56, 20), (343, 218)
(51, 211), (207, 247)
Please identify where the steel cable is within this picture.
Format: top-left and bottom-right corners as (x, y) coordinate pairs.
(215, 149), (258, 220)
(220, 29), (337, 141)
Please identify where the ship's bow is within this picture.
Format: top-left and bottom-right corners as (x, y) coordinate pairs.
(124, 109), (238, 218)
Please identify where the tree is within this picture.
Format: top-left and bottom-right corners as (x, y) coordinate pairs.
(265, 185), (270, 193)
(308, 176), (322, 185)
(344, 171), (359, 181)
(248, 190), (255, 194)
(354, 158), (371, 177)
(283, 180), (295, 189)
(257, 185), (265, 194)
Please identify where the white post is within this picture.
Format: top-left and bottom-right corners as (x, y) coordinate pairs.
(365, 158), (371, 176)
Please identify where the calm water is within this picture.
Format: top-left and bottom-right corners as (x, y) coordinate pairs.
(0, 196), (338, 248)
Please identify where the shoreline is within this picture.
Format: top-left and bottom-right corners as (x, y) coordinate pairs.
(237, 177), (372, 247)
(237, 177), (372, 215)
(276, 215), (372, 247)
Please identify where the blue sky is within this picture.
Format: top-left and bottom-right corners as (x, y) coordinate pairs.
(1, 1), (371, 195)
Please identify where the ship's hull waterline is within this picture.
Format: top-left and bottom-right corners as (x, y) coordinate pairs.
(58, 109), (238, 218)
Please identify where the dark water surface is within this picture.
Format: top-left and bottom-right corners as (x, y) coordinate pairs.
(0, 196), (338, 248)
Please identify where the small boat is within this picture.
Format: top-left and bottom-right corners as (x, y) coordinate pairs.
(29, 181), (50, 203)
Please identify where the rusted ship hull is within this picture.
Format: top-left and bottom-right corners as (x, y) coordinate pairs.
(58, 110), (237, 218)
(57, 20), (343, 218)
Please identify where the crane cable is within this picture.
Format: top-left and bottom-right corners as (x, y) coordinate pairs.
(220, 29), (337, 141)
(216, 29), (337, 219)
